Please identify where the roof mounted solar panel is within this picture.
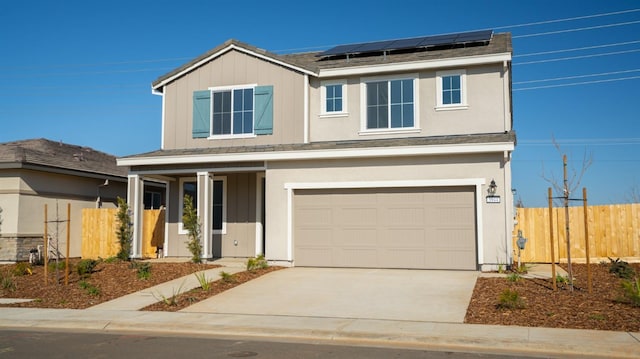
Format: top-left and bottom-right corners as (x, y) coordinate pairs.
(318, 29), (493, 58)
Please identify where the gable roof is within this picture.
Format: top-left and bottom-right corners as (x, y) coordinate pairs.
(0, 138), (128, 179)
(152, 33), (512, 91)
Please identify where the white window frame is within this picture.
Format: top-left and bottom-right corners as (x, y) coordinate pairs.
(320, 80), (348, 117)
(178, 176), (227, 235)
(359, 73), (420, 135)
(208, 84), (258, 140)
(436, 69), (468, 110)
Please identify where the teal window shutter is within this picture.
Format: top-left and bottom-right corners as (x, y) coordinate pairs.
(254, 85), (273, 135)
(192, 90), (211, 138)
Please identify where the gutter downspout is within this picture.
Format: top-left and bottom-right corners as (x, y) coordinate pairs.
(152, 86), (165, 150)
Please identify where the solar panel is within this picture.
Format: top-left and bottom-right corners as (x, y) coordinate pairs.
(318, 29), (493, 58)
(355, 40), (395, 53)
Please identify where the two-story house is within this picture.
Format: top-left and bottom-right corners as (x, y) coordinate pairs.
(118, 30), (515, 271)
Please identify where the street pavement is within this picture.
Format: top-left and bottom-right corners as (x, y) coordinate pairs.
(0, 260), (637, 358)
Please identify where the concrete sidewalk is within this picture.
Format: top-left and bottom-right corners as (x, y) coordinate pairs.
(0, 307), (638, 358)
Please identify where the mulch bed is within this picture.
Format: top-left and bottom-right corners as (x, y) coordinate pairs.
(0, 259), (218, 309)
(142, 266), (284, 312)
(465, 262), (640, 332)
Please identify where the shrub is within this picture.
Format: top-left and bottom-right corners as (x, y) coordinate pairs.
(246, 254), (268, 271)
(76, 259), (98, 278)
(103, 256), (119, 264)
(618, 277), (640, 307)
(129, 261), (152, 280)
(116, 197), (133, 261)
(13, 262), (32, 276)
(608, 257), (636, 279)
(219, 271), (236, 283)
(506, 273), (521, 283)
(497, 288), (525, 309)
(48, 261), (66, 272)
(0, 273), (16, 291)
(79, 280), (100, 296)
(195, 272), (212, 290)
(182, 194), (203, 263)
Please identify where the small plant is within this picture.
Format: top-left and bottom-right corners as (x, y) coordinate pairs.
(76, 259), (98, 278)
(246, 254), (268, 271)
(116, 197), (133, 261)
(13, 262), (32, 276)
(608, 257), (636, 279)
(514, 263), (530, 274)
(194, 272), (211, 291)
(182, 194), (203, 263)
(497, 288), (525, 309)
(153, 281), (185, 306)
(617, 277), (640, 307)
(497, 262), (505, 274)
(0, 273), (16, 291)
(219, 271), (236, 283)
(506, 273), (521, 283)
(103, 256), (120, 264)
(79, 280), (100, 296)
(48, 261), (65, 272)
(134, 262), (152, 280)
(555, 274), (570, 288)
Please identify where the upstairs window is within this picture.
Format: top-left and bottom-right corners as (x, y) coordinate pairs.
(320, 81), (347, 116)
(364, 77), (415, 130)
(192, 85), (273, 139)
(436, 70), (467, 109)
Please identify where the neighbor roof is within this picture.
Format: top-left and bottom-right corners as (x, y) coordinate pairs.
(0, 138), (128, 179)
(152, 33), (512, 90)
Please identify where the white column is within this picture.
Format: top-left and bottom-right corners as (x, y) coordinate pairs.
(197, 172), (213, 260)
(127, 175), (144, 259)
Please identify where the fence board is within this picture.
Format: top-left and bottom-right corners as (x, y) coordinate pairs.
(514, 203), (640, 263)
(82, 208), (165, 259)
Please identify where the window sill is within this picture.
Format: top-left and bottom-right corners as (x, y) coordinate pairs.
(358, 128), (421, 136)
(207, 133), (257, 140)
(319, 112), (349, 118)
(435, 104), (469, 111)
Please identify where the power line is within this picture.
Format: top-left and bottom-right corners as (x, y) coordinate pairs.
(513, 69), (640, 84)
(0, 57), (192, 72)
(514, 48), (640, 65)
(493, 8), (640, 30)
(513, 75), (640, 91)
(512, 20), (640, 39)
(514, 40), (640, 57)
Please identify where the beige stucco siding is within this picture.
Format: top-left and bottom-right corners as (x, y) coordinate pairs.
(309, 64), (508, 142)
(265, 154), (512, 268)
(0, 169), (126, 259)
(163, 49), (306, 150)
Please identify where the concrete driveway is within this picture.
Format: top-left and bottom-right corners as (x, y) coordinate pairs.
(181, 268), (478, 323)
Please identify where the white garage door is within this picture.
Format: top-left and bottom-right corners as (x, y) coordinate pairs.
(293, 187), (477, 270)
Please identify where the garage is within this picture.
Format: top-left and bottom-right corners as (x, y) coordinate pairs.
(293, 186), (477, 270)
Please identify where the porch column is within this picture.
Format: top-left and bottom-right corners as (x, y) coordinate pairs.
(197, 171), (213, 260)
(127, 174), (144, 259)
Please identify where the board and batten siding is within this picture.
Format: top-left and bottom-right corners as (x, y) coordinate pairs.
(162, 49), (306, 150)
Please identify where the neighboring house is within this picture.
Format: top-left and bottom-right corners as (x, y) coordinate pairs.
(118, 30), (516, 271)
(0, 139), (129, 261)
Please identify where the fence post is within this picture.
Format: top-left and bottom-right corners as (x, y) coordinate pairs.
(548, 187), (556, 291)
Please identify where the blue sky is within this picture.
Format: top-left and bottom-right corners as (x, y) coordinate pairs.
(1, 0), (639, 207)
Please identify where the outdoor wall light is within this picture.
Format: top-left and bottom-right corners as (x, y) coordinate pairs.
(487, 179), (497, 195)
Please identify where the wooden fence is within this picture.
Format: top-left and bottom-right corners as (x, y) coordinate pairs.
(513, 203), (640, 263)
(81, 208), (165, 259)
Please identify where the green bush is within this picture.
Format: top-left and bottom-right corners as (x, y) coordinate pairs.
(0, 273), (16, 291)
(608, 257), (636, 279)
(129, 261), (152, 280)
(116, 197), (133, 261)
(48, 261), (66, 272)
(13, 262), (32, 276)
(182, 194), (203, 263)
(618, 278), (640, 307)
(79, 280), (100, 296)
(497, 288), (525, 309)
(195, 272), (212, 290)
(246, 254), (268, 271)
(506, 273), (521, 283)
(76, 259), (98, 278)
(219, 271), (236, 283)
